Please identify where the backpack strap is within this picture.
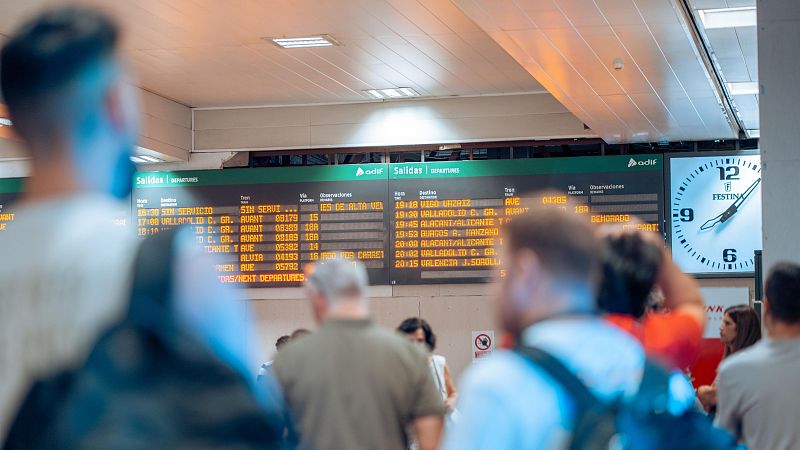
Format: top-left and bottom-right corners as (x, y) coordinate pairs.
(127, 228), (180, 336)
(516, 345), (603, 412)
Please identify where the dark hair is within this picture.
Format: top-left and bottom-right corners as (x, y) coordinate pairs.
(397, 317), (436, 351)
(597, 233), (663, 318)
(723, 305), (761, 357)
(0, 6), (119, 143)
(503, 197), (601, 287)
(765, 262), (800, 325)
(291, 328), (310, 340)
(275, 335), (291, 350)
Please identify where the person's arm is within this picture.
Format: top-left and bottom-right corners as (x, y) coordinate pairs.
(443, 363), (458, 410)
(696, 384), (718, 412)
(414, 415), (444, 450)
(656, 253), (706, 328)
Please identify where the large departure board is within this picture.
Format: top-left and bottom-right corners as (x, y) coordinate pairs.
(388, 156), (664, 284)
(0, 178), (22, 234)
(133, 165), (390, 287)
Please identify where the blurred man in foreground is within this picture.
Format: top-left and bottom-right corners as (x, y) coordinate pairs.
(0, 6), (264, 442)
(443, 200), (700, 450)
(598, 228), (706, 370)
(274, 257), (445, 450)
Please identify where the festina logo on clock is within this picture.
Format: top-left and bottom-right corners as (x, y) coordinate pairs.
(669, 154), (762, 275)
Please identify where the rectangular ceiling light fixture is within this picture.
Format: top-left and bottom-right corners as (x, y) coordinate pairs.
(270, 35), (338, 49)
(0, 118), (12, 127)
(699, 7), (756, 29)
(727, 81), (759, 95)
(365, 87), (420, 99)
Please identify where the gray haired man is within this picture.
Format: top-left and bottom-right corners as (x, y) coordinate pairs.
(273, 256), (445, 450)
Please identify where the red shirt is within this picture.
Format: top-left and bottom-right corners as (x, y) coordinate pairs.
(606, 311), (703, 370)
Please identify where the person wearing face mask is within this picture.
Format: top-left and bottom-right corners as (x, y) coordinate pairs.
(398, 317), (458, 413)
(0, 7), (272, 444)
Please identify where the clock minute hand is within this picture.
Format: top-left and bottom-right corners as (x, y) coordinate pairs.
(731, 178), (762, 210)
(699, 177), (762, 231)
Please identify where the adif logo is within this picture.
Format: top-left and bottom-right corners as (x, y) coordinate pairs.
(355, 166), (384, 177)
(627, 158), (657, 168)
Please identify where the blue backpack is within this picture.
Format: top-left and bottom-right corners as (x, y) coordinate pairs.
(517, 346), (740, 450)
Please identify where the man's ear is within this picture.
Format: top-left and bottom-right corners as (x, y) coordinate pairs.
(104, 82), (125, 131)
(511, 248), (544, 303)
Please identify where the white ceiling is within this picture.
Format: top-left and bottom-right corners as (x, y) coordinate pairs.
(451, 0), (740, 143)
(0, 0), (545, 108)
(688, 0), (758, 132)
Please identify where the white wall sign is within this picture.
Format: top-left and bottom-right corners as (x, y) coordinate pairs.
(700, 287), (751, 339)
(471, 330), (495, 361)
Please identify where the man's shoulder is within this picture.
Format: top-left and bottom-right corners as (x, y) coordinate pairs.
(720, 341), (769, 374)
(462, 351), (547, 393)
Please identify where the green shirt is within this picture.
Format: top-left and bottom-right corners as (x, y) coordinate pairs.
(274, 319), (446, 450)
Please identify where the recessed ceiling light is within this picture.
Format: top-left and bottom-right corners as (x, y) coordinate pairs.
(746, 129), (760, 138)
(364, 87), (420, 99)
(699, 7), (756, 29)
(727, 81), (759, 95)
(269, 35), (338, 49)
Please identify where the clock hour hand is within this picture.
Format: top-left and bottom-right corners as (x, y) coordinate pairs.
(699, 178), (762, 231)
(700, 211), (726, 231)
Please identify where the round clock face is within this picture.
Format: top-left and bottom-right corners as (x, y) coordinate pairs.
(669, 154), (762, 275)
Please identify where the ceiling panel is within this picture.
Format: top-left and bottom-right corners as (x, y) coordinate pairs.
(0, 0), (544, 107)
(687, 0), (759, 135)
(454, 0), (738, 142)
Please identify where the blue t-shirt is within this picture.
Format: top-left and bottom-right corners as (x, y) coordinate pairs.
(442, 318), (696, 450)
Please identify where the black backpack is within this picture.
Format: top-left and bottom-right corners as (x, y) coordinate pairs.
(516, 346), (739, 450)
(3, 229), (284, 449)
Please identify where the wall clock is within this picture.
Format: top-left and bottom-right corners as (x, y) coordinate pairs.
(668, 152), (762, 276)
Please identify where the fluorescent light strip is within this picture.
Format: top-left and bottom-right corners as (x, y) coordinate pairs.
(138, 155), (164, 163)
(363, 87), (420, 99)
(699, 7), (756, 29)
(727, 81), (759, 96)
(130, 156), (146, 163)
(271, 36), (336, 49)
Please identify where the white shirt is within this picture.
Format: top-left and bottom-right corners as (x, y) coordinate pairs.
(0, 193), (262, 439)
(0, 194), (137, 438)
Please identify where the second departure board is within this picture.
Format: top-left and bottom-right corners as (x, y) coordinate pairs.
(388, 156), (664, 284)
(133, 165), (390, 287)
(0, 178), (22, 234)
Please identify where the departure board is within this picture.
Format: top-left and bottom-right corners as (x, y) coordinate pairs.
(388, 156), (664, 284)
(0, 178), (22, 234)
(133, 165), (390, 287)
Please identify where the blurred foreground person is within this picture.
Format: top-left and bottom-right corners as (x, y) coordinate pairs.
(696, 305), (761, 414)
(598, 230), (706, 369)
(274, 257), (445, 450)
(0, 6), (280, 447)
(716, 262), (800, 450)
(443, 200), (736, 450)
